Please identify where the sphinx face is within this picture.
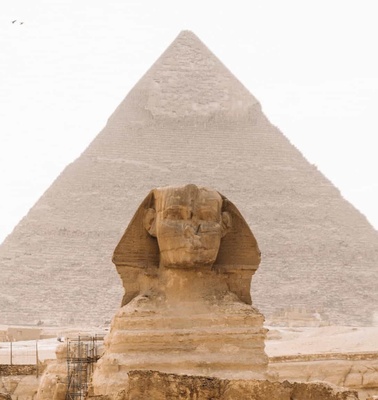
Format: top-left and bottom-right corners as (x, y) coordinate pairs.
(148, 185), (229, 268)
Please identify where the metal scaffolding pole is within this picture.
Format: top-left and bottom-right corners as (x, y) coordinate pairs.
(65, 335), (104, 400)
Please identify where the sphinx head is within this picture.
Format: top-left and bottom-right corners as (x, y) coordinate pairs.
(143, 184), (231, 268)
(113, 185), (261, 305)
(113, 184), (261, 271)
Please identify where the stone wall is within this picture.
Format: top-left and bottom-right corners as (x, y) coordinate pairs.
(88, 370), (360, 400)
(269, 352), (378, 399)
(0, 365), (39, 376)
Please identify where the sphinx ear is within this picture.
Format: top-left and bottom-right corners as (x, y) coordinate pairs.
(221, 211), (232, 237)
(143, 208), (157, 237)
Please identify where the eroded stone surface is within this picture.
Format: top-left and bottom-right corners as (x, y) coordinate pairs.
(36, 344), (67, 400)
(268, 352), (378, 399)
(89, 370), (360, 400)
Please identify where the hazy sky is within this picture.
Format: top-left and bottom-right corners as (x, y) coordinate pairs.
(1, 0), (377, 243)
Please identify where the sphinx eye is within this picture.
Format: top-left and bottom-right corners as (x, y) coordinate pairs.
(198, 209), (218, 222)
(163, 208), (182, 220)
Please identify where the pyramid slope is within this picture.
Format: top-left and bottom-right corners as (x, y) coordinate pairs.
(1, 31), (377, 326)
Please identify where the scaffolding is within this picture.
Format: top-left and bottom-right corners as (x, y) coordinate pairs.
(65, 335), (104, 400)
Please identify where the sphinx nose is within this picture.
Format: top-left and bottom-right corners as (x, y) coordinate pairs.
(184, 223), (201, 238)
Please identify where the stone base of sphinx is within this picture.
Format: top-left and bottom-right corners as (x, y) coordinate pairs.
(89, 370), (360, 400)
(91, 289), (268, 399)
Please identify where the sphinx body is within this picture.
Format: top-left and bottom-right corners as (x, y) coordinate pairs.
(91, 185), (268, 398)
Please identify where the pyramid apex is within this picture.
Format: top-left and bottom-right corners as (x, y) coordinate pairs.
(175, 30), (200, 40)
(171, 30), (211, 49)
(177, 29), (196, 36)
(111, 31), (259, 120)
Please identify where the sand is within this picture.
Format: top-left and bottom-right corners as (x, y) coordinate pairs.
(266, 325), (378, 356)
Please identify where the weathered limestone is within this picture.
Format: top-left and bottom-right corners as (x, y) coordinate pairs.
(90, 370), (360, 400)
(36, 344), (67, 400)
(268, 352), (378, 399)
(91, 185), (268, 398)
(0, 375), (40, 400)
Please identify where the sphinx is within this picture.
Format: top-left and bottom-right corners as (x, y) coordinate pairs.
(113, 184), (261, 306)
(91, 185), (268, 398)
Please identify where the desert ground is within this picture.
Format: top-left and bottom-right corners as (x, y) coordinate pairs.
(266, 325), (378, 356)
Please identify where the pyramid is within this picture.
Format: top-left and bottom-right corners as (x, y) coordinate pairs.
(1, 31), (377, 326)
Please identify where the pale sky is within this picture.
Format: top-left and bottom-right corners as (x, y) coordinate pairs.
(1, 0), (377, 243)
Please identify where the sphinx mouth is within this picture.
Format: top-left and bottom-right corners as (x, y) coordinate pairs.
(186, 237), (205, 250)
(187, 247), (204, 252)
(185, 242), (211, 252)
